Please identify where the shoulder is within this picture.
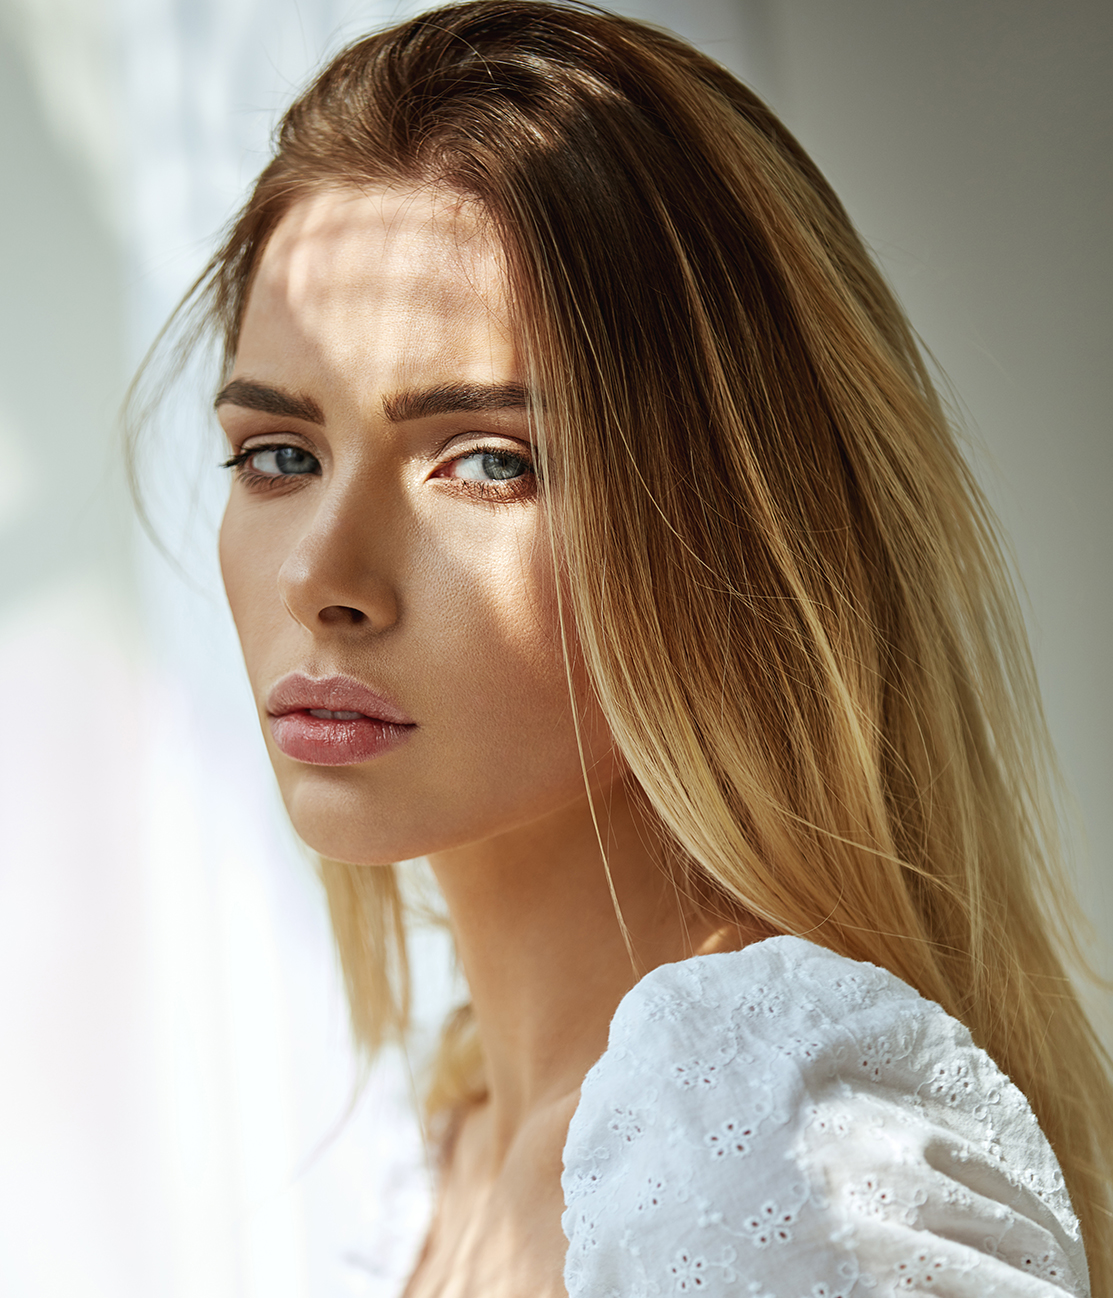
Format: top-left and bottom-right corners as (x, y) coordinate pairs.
(562, 936), (1089, 1298)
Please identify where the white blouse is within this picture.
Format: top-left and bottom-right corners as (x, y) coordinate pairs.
(561, 937), (1089, 1297)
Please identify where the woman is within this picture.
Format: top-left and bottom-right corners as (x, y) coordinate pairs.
(141, 1), (1112, 1292)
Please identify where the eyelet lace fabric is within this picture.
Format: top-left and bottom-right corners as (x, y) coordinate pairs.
(561, 937), (1089, 1298)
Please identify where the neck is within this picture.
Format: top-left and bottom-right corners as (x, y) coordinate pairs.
(427, 776), (753, 1156)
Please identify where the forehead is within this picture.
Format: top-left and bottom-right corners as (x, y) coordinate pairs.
(235, 185), (515, 393)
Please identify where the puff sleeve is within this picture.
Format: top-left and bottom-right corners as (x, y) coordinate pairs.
(561, 938), (1089, 1298)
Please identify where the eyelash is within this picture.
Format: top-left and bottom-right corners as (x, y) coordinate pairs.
(439, 444), (537, 500)
(221, 441), (538, 499)
(221, 444), (320, 493)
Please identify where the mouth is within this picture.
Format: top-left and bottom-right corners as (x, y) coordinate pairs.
(266, 673), (417, 767)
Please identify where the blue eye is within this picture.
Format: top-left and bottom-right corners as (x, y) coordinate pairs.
(248, 445), (319, 476)
(222, 442), (322, 489)
(450, 450), (531, 482)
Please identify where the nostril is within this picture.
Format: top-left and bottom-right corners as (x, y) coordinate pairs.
(319, 605), (367, 625)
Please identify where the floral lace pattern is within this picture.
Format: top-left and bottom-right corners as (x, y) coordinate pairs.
(562, 937), (1089, 1298)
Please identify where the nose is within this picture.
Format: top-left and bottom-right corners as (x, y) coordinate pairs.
(277, 487), (400, 635)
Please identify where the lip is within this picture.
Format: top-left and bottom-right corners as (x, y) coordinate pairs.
(266, 673), (416, 767)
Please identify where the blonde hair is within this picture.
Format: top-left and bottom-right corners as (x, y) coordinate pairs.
(157, 1), (1112, 1283)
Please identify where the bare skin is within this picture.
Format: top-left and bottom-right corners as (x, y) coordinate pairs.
(405, 793), (752, 1298)
(217, 185), (760, 1297)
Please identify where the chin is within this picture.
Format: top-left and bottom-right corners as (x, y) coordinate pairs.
(273, 769), (419, 865)
(303, 817), (431, 869)
(275, 755), (618, 867)
(296, 828), (405, 868)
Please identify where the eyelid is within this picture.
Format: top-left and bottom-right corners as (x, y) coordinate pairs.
(228, 428), (318, 455)
(434, 440), (535, 472)
(432, 424), (534, 456)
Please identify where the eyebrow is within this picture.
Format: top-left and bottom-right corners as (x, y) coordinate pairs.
(382, 381), (533, 423)
(214, 377), (534, 425)
(214, 379), (324, 424)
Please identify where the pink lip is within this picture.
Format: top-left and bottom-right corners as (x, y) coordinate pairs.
(266, 673), (416, 767)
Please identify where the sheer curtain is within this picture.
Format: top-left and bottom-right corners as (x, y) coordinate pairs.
(3, 2), (435, 1295)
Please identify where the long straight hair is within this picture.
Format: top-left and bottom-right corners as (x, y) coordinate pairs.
(151, 2), (1112, 1284)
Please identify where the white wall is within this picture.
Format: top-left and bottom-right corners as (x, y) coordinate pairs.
(0, 1), (1108, 1294)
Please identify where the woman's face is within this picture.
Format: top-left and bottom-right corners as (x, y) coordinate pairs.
(218, 186), (618, 865)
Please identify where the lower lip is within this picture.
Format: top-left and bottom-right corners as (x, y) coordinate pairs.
(269, 712), (416, 766)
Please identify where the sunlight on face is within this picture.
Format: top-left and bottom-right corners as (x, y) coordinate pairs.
(217, 186), (618, 865)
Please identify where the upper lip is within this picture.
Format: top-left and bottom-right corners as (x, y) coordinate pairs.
(266, 673), (416, 725)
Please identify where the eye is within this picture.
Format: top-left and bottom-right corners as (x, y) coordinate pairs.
(223, 442), (321, 484)
(445, 449), (532, 483)
(245, 445), (319, 476)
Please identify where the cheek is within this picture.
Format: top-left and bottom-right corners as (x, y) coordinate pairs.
(218, 501), (286, 668)
(427, 517), (562, 691)
(218, 489), (619, 863)
(420, 528), (611, 783)
(217, 505), (242, 614)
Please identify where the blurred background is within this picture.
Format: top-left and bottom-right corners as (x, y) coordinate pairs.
(0, 0), (1109, 1294)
